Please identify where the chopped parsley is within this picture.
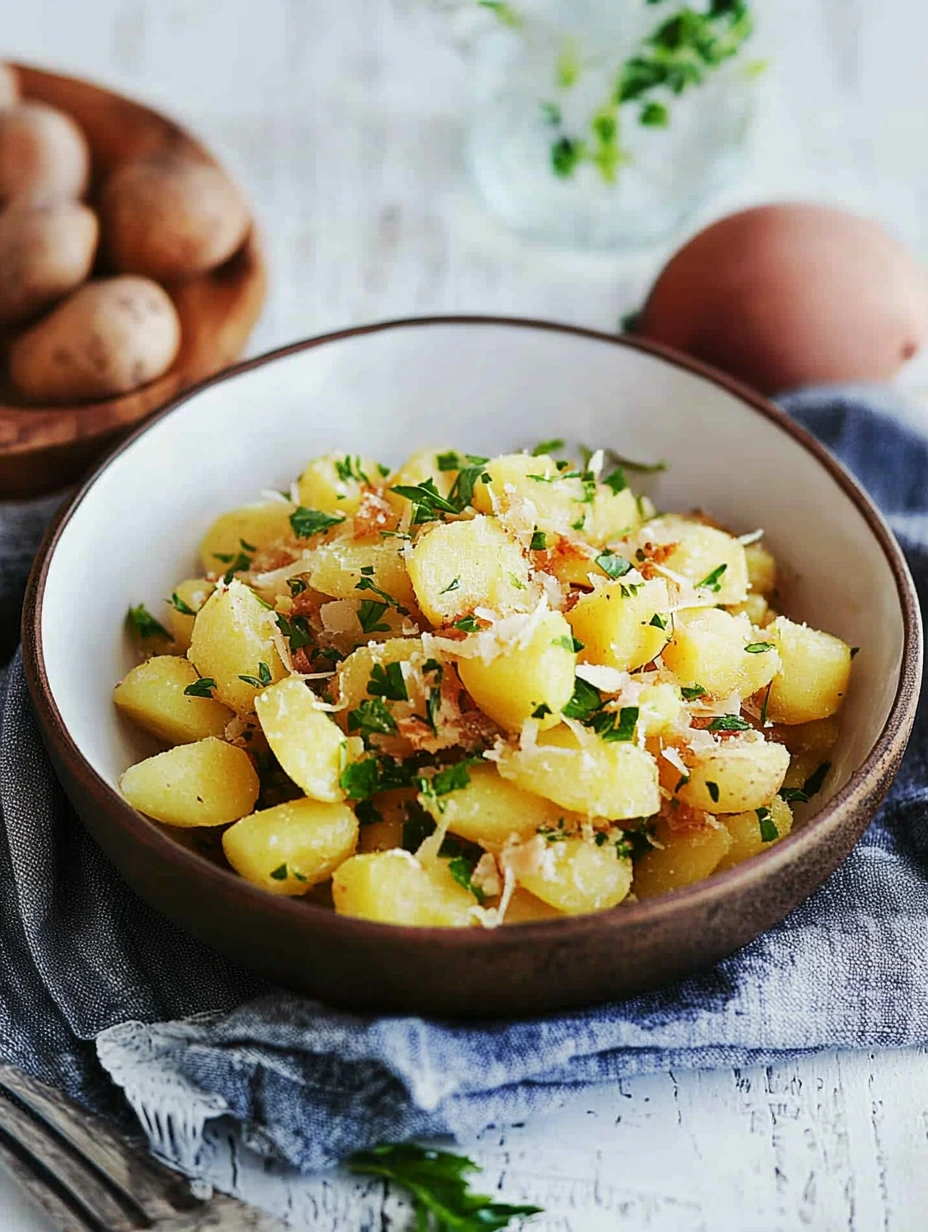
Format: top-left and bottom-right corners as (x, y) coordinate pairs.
(357, 599), (391, 634)
(287, 577), (308, 597)
(348, 697), (398, 741)
(595, 551), (633, 579)
(532, 703), (552, 719)
(442, 837), (487, 903)
(334, 455), (370, 484)
(681, 684), (707, 701)
(269, 863), (289, 881)
(602, 467), (628, 495)
(390, 478), (459, 521)
(706, 781), (720, 804)
(238, 661), (273, 689)
(127, 604), (172, 641)
(530, 530), (548, 551)
(368, 661), (407, 702)
(649, 612), (668, 630)
(454, 615), (482, 633)
(423, 761), (472, 799)
(170, 592), (197, 617)
(760, 681), (773, 727)
(850, 646), (861, 659)
(439, 577), (461, 595)
(275, 612), (313, 651)
(757, 806), (779, 843)
(183, 676), (216, 698)
(340, 754), (417, 801)
(214, 549), (252, 584)
(588, 706), (639, 743)
(550, 635), (576, 651)
(745, 642), (775, 654)
(531, 438), (565, 457)
(354, 800), (383, 826)
(508, 572), (526, 590)
(562, 677), (603, 722)
(675, 774), (690, 792)
(696, 563), (728, 593)
(290, 507), (346, 538)
(355, 575), (410, 615)
(780, 761), (831, 805)
(707, 714), (751, 732)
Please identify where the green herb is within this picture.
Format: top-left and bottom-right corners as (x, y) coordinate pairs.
(801, 761), (831, 799)
(368, 662), (408, 702)
(424, 685), (442, 733)
(508, 572), (526, 590)
(649, 612), (668, 630)
(530, 530), (548, 551)
(571, 516), (586, 531)
(589, 706), (639, 743)
(707, 714), (751, 732)
(540, 100), (562, 126)
(697, 563), (728, 593)
(427, 762), (472, 798)
(348, 1142), (543, 1231)
(681, 685), (707, 701)
(706, 781), (720, 804)
(756, 806), (778, 843)
(478, 0), (522, 27)
(287, 577), (308, 597)
(595, 551), (633, 579)
(551, 135), (585, 177)
(640, 99), (669, 126)
(760, 680), (772, 726)
(745, 642), (775, 654)
(348, 697), (398, 742)
(355, 799), (383, 826)
(214, 549), (253, 583)
(290, 507), (345, 538)
(127, 604), (172, 641)
(602, 467), (628, 494)
(449, 460), (491, 512)
(335, 455), (370, 484)
(439, 577), (461, 595)
(357, 599), (391, 634)
(390, 478), (459, 522)
(340, 758), (382, 801)
(183, 676), (216, 698)
(238, 661), (272, 689)
(423, 658), (443, 677)
(454, 615), (482, 633)
(355, 575), (410, 615)
(402, 806), (436, 853)
(675, 774), (690, 792)
(170, 592), (197, 617)
(441, 837), (488, 904)
(850, 646), (860, 659)
(562, 678), (603, 722)
(550, 635), (575, 651)
(619, 582), (642, 598)
(276, 612), (313, 651)
(532, 703), (552, 719)
(269, 864), (288, 881)
(532, 438), (565, 457)
(621, 309), (641, 334)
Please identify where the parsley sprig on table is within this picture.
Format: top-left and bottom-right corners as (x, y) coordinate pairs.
(348, 1142), (542, 1231)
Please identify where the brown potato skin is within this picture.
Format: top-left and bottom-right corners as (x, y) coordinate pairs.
(0, 63), (19, 108)
(9, 275), (181, 402)
(0, 201), (98, 327)
(100, 156), (250, 281)
(636, 204), (928, 394)
(0, 102), (90, 205)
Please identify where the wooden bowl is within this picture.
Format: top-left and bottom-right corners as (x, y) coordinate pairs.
(0, 63), (266, 498)
(22, 319), (922, 1018)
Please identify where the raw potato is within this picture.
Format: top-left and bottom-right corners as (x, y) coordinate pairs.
(661, 608), (779, 700)
(120, 737), (258, 827)
(765, 616), (852, 724)
(456, 609), (576, 732)
(0, 101), (90, 204)
(297, 453), (384, 515)
(427, 763), (580, 850)
(407, 515), (531, 625)
(0, 63), (19, 108)
(167, 579), (215, 653)
(100, 156), (251, 280)
(222, 798), (358, 896)
(516, 832), (633, 915)
(715, 797), (794, 871)
(567, 577), (671, 672)
(0, 201), (98, 327)
(198, 501), (295, 573)
(332, 849), (478, 926)
(497, 725), (660, 820)
(677, 735), (789, 814)
(633, 816), (733, 899)
(255, 676), (350, 802)
(10, 276), (181, 402)
(187, 579), (287, 714)
(114, 655), (232, 745)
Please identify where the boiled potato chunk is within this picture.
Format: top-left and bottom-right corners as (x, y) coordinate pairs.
(502, 888), (563, 923)
(120, 737), (258, 827)
(638, 682), (686, 737)
(715, 797), (794, 871)
(308, 536), (416, 610)
(336, 638), (422, 713)
(472, 452), (557, 516)
(385, 447), (455, 515)
(517, 833), (633, 915)
(222, 798), (358, 895)
(678, 735), (789, 814)
(646, 516), (748, 605)
(584, 485), (641, 545)
(429, 763), (580, 850)
(661, 608), (779, 699)
(633, 815), (733, 899)
(332, 849), (477, 926)
(296, 453), (382, 515)
(765, 616), (852, 724)
(744, 542), (777, 595)
(198, 501), (294, 573)
(255, 677), (348, 801)
(497, 726), (660, 820)
(407, 516), (531, 625)
(567, 577), (670, 672)
(727, 593), (771, 628)
(456, 609), (575, 732)
(114, 656), (232, 745)
(167, 578), (215, 653)
(188, 580), (287, 714)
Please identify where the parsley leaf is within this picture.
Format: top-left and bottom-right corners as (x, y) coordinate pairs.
(355, 575), (410, 615)
(757, 806), (779, 843)
(589, 706), (639, 742)
(439, 577), (461, 595)
(595, 551), (633, 579)
(696, 563), (728, 593)
(290, 507), (345, 538)
(334, 455), (370, 484)
(602, 467), (628, 495)
(681, 684), (707, 701)
(269, 863), (288, 881)
(348, 697), (398, 740)
(127, 604), (172, 641)
(550, 635), (575, 651)
(707, 714), (751, 732)
(426, 762), (472, 798)
(454, 615), (482, 633)
(368, 661), (408, 702)
(287, 577), (308, 597)
(706, 781), (720, 804)
(649, 612), (668, 630)
(530, 530), (548, 551)
(745, 642), (775, 654)
(170, 592), (197, 617)
(532, 703), (552, 719)
(183, 676), (216, 698)
(238, 661), (272, 689)
(358, 599), (391, 634)
(275, 612), (313, 651)
(562, 678), (603, 722)
(340, 758), (381, 801)
(390, 478), (459, 520)
(531, 438), (565, 457)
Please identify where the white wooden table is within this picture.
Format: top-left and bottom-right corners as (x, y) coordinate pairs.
(2, 2), (927, 1228)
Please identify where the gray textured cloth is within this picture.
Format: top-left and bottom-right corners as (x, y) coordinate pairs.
(0, 388), (925, 1179)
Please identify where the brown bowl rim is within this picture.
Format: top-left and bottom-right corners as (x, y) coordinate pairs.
(21, 316), (924, 956)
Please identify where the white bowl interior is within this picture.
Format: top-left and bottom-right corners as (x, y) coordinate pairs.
(41, 322), (905, 814)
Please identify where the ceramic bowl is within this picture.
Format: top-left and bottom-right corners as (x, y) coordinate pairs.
(22, 318), (922, 1018)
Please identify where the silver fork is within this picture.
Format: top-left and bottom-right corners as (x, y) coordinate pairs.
(0, 1064), (287, 1231)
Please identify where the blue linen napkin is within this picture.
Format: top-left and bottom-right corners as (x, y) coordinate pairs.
(0, 386), (925, 1179)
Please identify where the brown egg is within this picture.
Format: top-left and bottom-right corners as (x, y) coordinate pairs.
(636, 204), (928, 394)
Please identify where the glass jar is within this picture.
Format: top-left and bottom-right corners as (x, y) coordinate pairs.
(467, 0), (758, 250)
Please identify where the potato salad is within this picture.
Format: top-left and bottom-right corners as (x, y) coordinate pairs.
(115, 443), (854, 926)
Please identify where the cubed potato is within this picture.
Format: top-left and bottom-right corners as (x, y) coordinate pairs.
(502, 887), (563, 923)
(308, 536), (416, 610)
(471, 452), (558, 516)
(120, 737), (258, 827)
(255, 676), (348, 801)
(336, 638), (424, 714)
(744, 542), (777, 595)
(385, 447), (456, 516)
(645, 515), (748, 605)
(429, 762), (580, 850)
(188, 579), (287, 714)
(114, 655), (233, 745)
(496, 726), (660, 820)
(407, 516), (531, 625)
(678, 734), (789, 814)
(633, 815), (733, 898)
(566, 577), (670, 672)
(222, 797), (358, 895)
(726, 593), (770, 628)
(516, 832), (633, 914)
(198, 501), (294, 573)
(773, 715), (840, 794)
(318, 597), (409, 648)
(457, 609), (575, 732)
(584, 485), (641, 546)
(661, 608), (779, 700)
(296, 453), (384, 515)
(715, 797), (794, 871)
(332, 849), (478, 926)
(167, 578), (215, 653)
(765, 616), (852, 724)
(638, 682), (686, 737)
